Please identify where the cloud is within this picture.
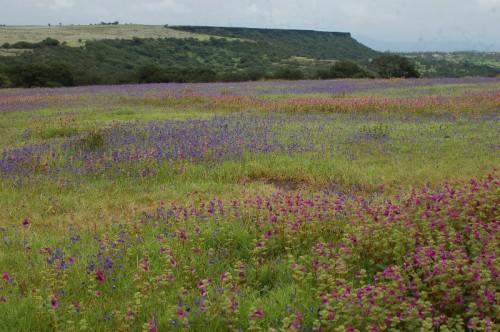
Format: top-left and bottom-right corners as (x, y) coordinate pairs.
(476, 0), (500, 9)
(133, 0), (188, 13)
(244, 3), (269, 16)
(46, 0), (75, 10)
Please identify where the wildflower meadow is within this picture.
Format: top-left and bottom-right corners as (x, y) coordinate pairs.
(1, 78), (499, 331)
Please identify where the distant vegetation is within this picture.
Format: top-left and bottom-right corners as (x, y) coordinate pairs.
(0, 25), (498, 88)
(404, 51), (500, 78)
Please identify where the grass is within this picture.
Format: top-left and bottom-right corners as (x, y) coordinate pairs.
(0, 79), (499, 331)
(0, 25), (241, 46)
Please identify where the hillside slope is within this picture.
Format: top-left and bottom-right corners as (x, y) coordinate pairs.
(170, 26), (379, 61)
(0, 25), (381, 87)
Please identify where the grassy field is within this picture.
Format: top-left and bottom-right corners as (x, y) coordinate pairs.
(0, 24), (220, 46)
(0, 78), (499, 331)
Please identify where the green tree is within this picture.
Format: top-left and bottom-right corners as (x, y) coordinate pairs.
(371, 55), (420, 78)
(273, 67), (304, 80)
(136, 64), (170, 83)
(0, 72), (12, 88)
(39, 37), (60, 47)
(9, 62), (74, 87)
(317, 60), (372, 79)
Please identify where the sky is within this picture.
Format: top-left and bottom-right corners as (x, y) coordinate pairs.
(1, 0), (499, 52)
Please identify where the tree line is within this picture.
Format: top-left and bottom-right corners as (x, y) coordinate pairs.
(0, 37), (421, 88)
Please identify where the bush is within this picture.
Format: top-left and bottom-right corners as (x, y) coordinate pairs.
(8, 62), (74, 88)
(136, 64), (171, 83)
(0, 72), (12, 88)
(272, 67), (304, 80)
(371, 54), (420, 78)
(316, 60), (372, 79)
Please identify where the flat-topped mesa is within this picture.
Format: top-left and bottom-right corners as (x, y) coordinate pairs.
(171, 25), (351, 37)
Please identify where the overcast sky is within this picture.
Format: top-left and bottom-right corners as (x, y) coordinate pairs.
(1, 0), (499, 51)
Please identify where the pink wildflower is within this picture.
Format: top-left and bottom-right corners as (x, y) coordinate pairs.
(485, 289), (495, 302)
(96, 270), (105, 283)
(198, 279), (207, 297)
(220, 271), (229, 283)
(50, 293), (58, 309)
(177, 309), (186, 317)
(2, 273), (12, 284)
(178, 228), (188, 241)
(148, 319), (158, 332)
(230, 297), (237, 311)
(249, 308), (264, 320)
(141, 256), (149, 271)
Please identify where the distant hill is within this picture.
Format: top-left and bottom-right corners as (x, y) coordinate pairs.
(353, 34), (500, 53)
(169, 26), (378, 61)
(403, 52), (500, 78)
(0, 24), (382, 87)
(0, 25), (498, 88)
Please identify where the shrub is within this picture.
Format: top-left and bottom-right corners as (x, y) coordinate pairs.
(272, 67), (304, 80)
(371, 54), (420, 78)
(317, 60), (372, 79)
